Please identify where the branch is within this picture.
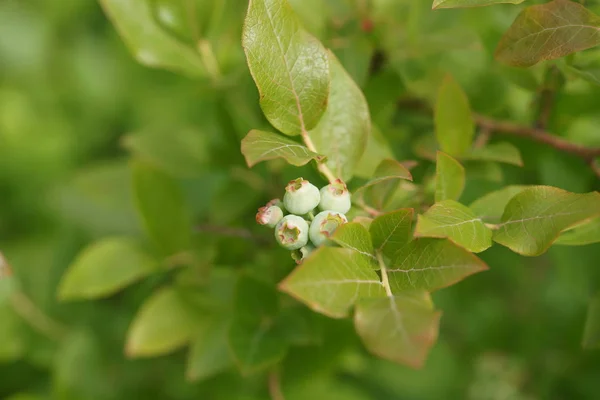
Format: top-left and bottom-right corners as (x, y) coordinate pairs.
(268, 370), (285, 400)
(301, 131), (336, 183)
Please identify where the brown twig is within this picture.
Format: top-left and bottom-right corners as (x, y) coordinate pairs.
(268, 370), (285, 400)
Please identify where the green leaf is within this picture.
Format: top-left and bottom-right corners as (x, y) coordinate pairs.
(566, 64), (600, 86)
(122, 129), (209, 177)
(308, 51), (370, 180)
(354, 126), (395, 179)
(388, 238), (488, 292)
(432, 0), (523, 8)
(187, 317), (233, 381)
(99, 0), (206, 77)
(583, 293), (600, 349)
(126, 287), (197, 357)
(493, 186), (600, 256)
(242, 0), (329, 135)
(240, 129), (324, 167)
(331, 222), (376, 260)
(495, 0), (600, 67)
(469, 186), (529, 223)
(465, 142), (523, 166)
(58, 237), (157, 301)
(131, 159), (192, 256)
(370, 209), (415, 259)
(435, 151), (465, 202)
(434, 75), (474, 157)
(555, 217), (600, 246)
(354, 159), (413, 201)
(415, 200), (493, 253)
(229, 276), (287, 374)
(354, 293), (441, 368)
(279, 247), (385, 318)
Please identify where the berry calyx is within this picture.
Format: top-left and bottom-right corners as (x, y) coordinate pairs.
(319, 179), (351, 213)
(283, 178), (320, 215)
(309, 210), (348, 246)
(256, 204), (284, 228)
(291, 244), (315, 264)
(275, 215), (309, 250)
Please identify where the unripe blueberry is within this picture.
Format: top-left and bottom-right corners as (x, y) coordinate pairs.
(319, 179), (351, 213)
(309, 210), (348, 246)
(256, 205), (284, 228)
(275, 215), (309, 250)
(283, 178), (320, 215)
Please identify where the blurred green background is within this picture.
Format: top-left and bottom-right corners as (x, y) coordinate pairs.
(1, 0), (600, 399)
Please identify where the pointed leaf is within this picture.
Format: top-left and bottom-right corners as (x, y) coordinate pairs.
(434, 75), (474, 157)
(465, 142), (523, 166)
(566, 64), (600, 86)
(99, 0), (206, 77)
(331, 222), (376, 260)
(495, 0), (600, 67)
(241, 129), (324, 167)
(187, 318), (233, 381)
(388, 238), (488, 292)
(435, 151), (465, 202)
(583, 293), (600, 349)
(126, 287), (197, 357)
(279, 247), (385, 318)
(493, 186), (600, 256)
(354, 159), (413, 209)
(242, 0), (329, 135)
(354, 293), (441, 368)
(432, 0), (524, 9)
(555, 217), (600, 246)
(415, 200), (492, 253)
(370, 209), (415, 259)
(308, 51), (370, 180)
(131, 159), (192, 256)
(58, 238), (157, 301)
(469, 185), (529, 223)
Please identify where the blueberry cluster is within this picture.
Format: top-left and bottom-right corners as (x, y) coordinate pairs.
(256, 178), (351, 262)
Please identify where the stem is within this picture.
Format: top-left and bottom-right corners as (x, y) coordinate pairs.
(198, 39), (222, 81)
(301, 131), (336, 183)
(377, 251), (393, 297)
(307, 211), (315, 221)
(10, 291), (68, 341)
(268, 370), (285, 400)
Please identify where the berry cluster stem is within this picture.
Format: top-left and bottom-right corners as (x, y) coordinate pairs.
(301, 130), (337, 184)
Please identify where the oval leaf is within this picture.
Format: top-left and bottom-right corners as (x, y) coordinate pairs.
(433, 0), (524, 9)
(370, 209), (415, 259)
(495, 0), (600, 67)
(354, 159), (413, 200)
(242, 0), (329, 135)
(58, 238), (157, 301)
(434, 75), (474, 157)
(279, 247), (385, 318)
(331, 222), (376, 260)
(465, 142), (523, 166)
(354, 293), (441, 369)
(555, 217), (600, 246)
(494, 187), (600, 255)
(241, 129), (324, 167)
(415, 200), (492, 253)
(389, 238), (488, 292)
(307, 51), (371, 180)
(435, 151), (465, 202)
(469, 185), (530, 223)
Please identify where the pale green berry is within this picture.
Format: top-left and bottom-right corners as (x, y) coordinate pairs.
(275, 215), (309, 250)
(309, 210), (348, 246)
(319, 179), (351, 213)
(256, 205), (284, 228)
(291, 244), (315, 264)
(283, 178), (320, 215)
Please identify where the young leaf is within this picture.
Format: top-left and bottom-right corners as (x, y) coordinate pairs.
(242, 0), (329, 135)
(126, 287), (196, 357)
(495, 0), (600, 67)
(432, 0), (524, 9)
(58, 238), (157, 301)
(370, 209), (415, 259)
(469, 186), (529, 223)
(465, 142), (523, 166)
(415, 200), (492, 253)
(241, 129), (324, 167)
(434, 75), (474, 157)
(583, 293), (600, 349)
(388, 238), (488, 292)
(354, 126), (395, 179)
(307, 51), (371, 180)
(99, 0), (206, 77)
(555, 217), (600, 246)
(566, 64), (600, 86)
(354, 293), (441, 369)
(354, 159), (413, 200)
(187, 318), (233, 381)
(493, 186), (600, 256)
(279, 247), (385, 318)
(131, 159), (192, 256)
(331, 222), (376, 260)
(435, 151), (465, 202)
(229, 276), (286, 374)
